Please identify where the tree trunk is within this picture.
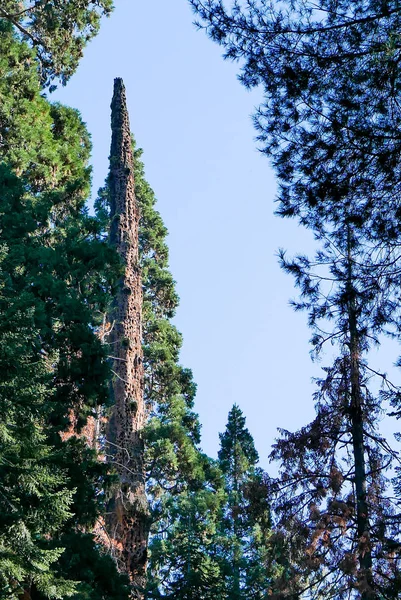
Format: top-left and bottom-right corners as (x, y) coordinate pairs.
(106, 77), (148, 599)
(346, 227), (373, 598)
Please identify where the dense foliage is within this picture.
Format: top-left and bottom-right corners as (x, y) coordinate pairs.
(1, 7), (275, 595)
(0, 0), (114, 86)
(0, 20), (128, 599)
(10, 0), (401, 597)
(189, 0), (401, 234)
(190, 0), (401, 597)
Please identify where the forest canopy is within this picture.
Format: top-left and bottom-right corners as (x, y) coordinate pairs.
(2, 1), (401, 599)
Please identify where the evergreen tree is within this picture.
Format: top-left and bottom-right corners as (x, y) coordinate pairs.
(268, 220), (401, 598)
(0, 0), (114, 86)
(0, 21), (128, 599)
(0, 173), (76, 598)
(101, 78), (149, 598)
(147, 487), (224, 600)
(189, 0), (401, 227)
(96, 140), (225, 598)
(217, 405), (276, 600)
(218, 405), (259, 599)
(190, 2), (401, 596)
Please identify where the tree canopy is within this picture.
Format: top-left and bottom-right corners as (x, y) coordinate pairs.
(190, 0), (401, 597)
(0, 0), (114, 86)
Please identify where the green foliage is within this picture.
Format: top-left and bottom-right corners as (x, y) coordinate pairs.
(217, 406), (277, 600)
(147, 489), (225, 600)
(0, 23), (125, 598)
(95, 140), (227, 598)
(0, 20), (90, 194)
(0, 171), (77, 599)
(190, 0), (401, 247)
(191, 1), (401, 596)
(35, 533), (130, 600)
(0, 0), (114, 86)
(218, 404), (259, 480)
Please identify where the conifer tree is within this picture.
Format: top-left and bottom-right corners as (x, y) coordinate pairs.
(96, 131), (225, 600)
(0, 174), (76, 598)
(218, 405), (259, 599)
(0, 21), (128, 599)
(217, 405), (275, 600)
(268, 219), (401, 598)
(0, 0), (114, 86)
(147, 487), (224, 600)
(104, 78), (149, 598)
(189, 0), (401, 218)
(190, 2), (401, 596)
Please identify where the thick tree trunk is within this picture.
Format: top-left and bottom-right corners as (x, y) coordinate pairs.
(106, 78), (148, 599)
(346, 228), (373, 598)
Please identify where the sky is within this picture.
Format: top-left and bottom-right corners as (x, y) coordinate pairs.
(53, 0), (399, 468)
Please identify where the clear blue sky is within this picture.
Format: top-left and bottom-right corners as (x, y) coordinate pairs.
(53, 1), (398, 468)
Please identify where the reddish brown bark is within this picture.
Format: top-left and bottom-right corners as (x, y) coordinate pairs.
(59, 410), (98, 449)
(105, 78), (148, 598)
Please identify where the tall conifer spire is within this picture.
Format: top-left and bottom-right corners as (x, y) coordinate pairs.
(107, 77), (148, 598)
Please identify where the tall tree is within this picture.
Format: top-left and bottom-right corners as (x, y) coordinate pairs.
(0, 21), (128, 599)
(268, 220), (401, 598)
(104, 78), (149, 598)
(218, 405), (259, 600)
(190, 1), (401, 597)
(96, 133), (226, 600)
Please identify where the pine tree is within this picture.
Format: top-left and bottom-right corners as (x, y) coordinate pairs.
(266, 220), (401, 598)
(190, 2), (401, 597)
(189, 0), (401, 218)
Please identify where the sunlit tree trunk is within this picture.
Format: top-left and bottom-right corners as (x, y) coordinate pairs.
(106, 77), (148, 599)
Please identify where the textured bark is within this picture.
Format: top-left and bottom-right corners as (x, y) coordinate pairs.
(59, 410), (98, 449)
(106, 78), (148, 598)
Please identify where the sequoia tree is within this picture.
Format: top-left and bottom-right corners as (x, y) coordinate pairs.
(102, 78), (149, 598)
(95, 120), (226, 600)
